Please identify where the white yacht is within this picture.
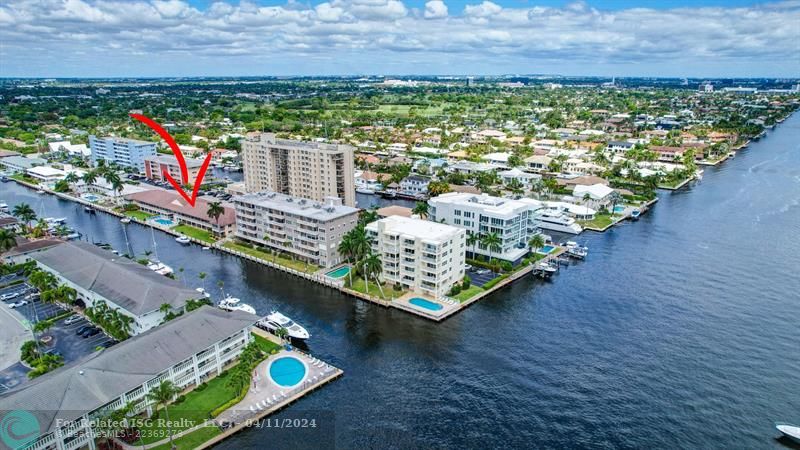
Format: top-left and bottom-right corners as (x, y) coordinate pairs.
(0, 202), (8, 212)
(218, 296), (256, 315)
(147, 261), (174, 276)
(776, 422), (800, 444)
(120, 217), (131, 224)
(195, 287), (211, 298)
(175, 235), (191, 245)
(538, 211), (583, 234)
(258, 311), (310, 340)
(564, 241), (588, 259)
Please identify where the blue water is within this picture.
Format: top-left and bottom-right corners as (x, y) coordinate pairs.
(409, 297), (444, 311)
(539, 245), (556, 253)
(325, 266), (350, 279)
(613, 205), (625, 213)
(269, 357), (307, 387)
(151, 217), (175, 226)
(2, 113), (799, 448)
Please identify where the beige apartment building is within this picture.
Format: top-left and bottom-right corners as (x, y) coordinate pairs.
(233, 191), (359, 268)
(143, 154), (203, 182)
(366, 216), (466, 299)
(242, 133), (356, 207)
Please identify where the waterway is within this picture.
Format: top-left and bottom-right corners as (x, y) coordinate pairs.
(1, 114), (799, 448)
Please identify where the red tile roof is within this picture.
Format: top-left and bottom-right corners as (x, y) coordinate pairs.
(125, 190), (236, 226)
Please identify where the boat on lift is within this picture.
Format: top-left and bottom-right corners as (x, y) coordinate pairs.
(195, 287), (211, 298)
(147, 261), (174, 276)
(533, 261), (558, 278)
(175, 235), (191, 245)
(120, 217), (131, 224)
(630, 209), (641, 221)
(218, 296), (256, 315)
(563, 241), (588, 259)
(258, 311), (311, 340)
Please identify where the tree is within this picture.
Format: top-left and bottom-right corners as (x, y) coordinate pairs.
(198, 272), (207, 291)
(529, 234), (545, 254)
(480, 232), (502, 268)
(412, 201), (429, 219)
(0, 228), (16, 252)
(358, 208), (378, 227)
(82, 170), (98, 186)
(337, 234), (355, 287)
(361, 252), (384, 299)
(64, 172), (79, 184)
(207, 201), (224, 233)
(427, 180), (451, 197)
(12, 203), (36, 231)
(145, 380), (180, 450)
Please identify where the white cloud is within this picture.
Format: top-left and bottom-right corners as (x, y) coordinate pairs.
(0, 0), (797, 77)
(424, 0), (448, 19)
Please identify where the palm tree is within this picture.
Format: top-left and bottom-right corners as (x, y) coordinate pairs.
(82, 170), (98, 186)
(358, 208), (378, 227)
(12, 203), (36, 231)
(198, 272), (207, 291)
(64, 172), (79, 184)
(207, 202), (224, 234)
(0, 228), (16, 252)
(412, 201), (429, 219)
(481, 232), (502, 268)
(529, 234), (545, 255)
(217, 280), (225, 298)
(361, 252), (384, 298)
(427, 180), (452, 197)
(466, 232), (479, 258)
(103, 171), (122, 201)
(159, 303), (171, 315)
(337, 234), (355, 287)
(145, 380), (180, 450)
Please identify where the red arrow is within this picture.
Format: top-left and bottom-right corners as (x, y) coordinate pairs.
(129, 114), (213, 207)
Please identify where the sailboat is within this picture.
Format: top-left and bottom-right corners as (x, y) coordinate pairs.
(146, 226), (173, 276)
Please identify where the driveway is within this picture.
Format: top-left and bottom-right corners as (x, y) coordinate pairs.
(465, 266), (500, 287)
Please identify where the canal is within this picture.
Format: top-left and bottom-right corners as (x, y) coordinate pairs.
(1, 114), (799, 448)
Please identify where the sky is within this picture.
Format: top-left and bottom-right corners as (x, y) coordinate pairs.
(0, 0), (798, 78)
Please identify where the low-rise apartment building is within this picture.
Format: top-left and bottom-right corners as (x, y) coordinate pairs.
(125, 190), (236, 236)
(428, 192), (544, 263)
(144, 154), (203, 182)
(233, 192), (359, 268)
(366, 216), (466, 299)
(0, 307), (256, 450)
(32, 241), (202, 335)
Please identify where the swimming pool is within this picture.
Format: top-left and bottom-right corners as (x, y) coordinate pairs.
(150, 216), (177, 227)
(538, 245), (556, 254)
(81, 194), (99, 202)
(269, 356), (307, 388)
(409, 297), (443, 311)
(613, 205), (626, 213)
(326, 266), (350, 279)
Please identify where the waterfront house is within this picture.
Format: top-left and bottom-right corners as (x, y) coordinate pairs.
(32, 241), (201, 334)
(400, 175), (431, 195)
(1, 155), (46, 173)
(572, 184), (616, 210)
(651, 146), (687, 163)
(125, 190), (236, 237)
(26, 165), (66, 183)
(366, 216), (466, 299)
(0, 307), (256, 450)
(524, 155), (553, 173)
(428, 192), (544, 263)
(233, 192), (359, 268)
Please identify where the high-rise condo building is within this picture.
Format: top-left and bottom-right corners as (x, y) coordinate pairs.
(242, 133), (355, 207)
(89, 135), (157, 172)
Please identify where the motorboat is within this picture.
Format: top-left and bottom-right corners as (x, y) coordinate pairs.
(147, 261), (174, 276)
(258, 311), (310, 340)
(776, 422), (800, 444)
(218, 296), (257, 315)
(630, 209), (641, 221)
(0, 202), (9, 212)
(120, 217), (131, 224)
(202, 246), (211, 250)
(355, 187), (376, 195)
(36, 189), (46, 194)
(195, 287), (211, 298)
(563, 241), (588, 259)
(538, 211), (583, 234)
(45, 217), (67, 224)
(84, 206), (96, 214)
(175, 235), (191, 245)
(533, 261), (558, 278)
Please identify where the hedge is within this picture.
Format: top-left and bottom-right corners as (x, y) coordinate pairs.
(482, 274), (509, 290)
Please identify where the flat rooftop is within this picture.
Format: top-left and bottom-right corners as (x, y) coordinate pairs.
(367, 216), (463, 242)
(234, 192), (358, 221)
(429, 192), (543, 216)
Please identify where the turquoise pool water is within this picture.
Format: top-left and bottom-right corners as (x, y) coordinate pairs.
(539, 245), (556, 253)
(613, 205), (625, 213)
(81, 194), (99, 202)
(150, 216), (176, 227)
(269, 356), (307, 387)
(326, 266), (350, 278)
(409, 297), (443, 311)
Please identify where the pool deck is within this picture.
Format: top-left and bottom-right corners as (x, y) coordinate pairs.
(392, 293), (459, 320)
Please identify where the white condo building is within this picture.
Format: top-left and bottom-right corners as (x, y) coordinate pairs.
(366, 216), (466, 299)
(242, 133), (356, 207)
(233, 191), (360, 268)
(89, 136), (157, 172)
(428, 192), (548, 263)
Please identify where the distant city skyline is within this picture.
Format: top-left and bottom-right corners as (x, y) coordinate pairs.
(1, 0), (798, 78)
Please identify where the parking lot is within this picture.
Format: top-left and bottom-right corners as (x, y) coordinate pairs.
(0, 282), (117, 394)
(465, 265), (500, 287)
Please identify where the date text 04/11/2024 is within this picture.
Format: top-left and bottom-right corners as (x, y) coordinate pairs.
(245, 418), (319, 429)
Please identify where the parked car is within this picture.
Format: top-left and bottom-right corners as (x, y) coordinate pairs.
(82, 328), (101, 338)
(0, 292), (21, 301)
(63, 315), (82, 325)
(76, 325), (93, 335)
(8, 300), (28, 308)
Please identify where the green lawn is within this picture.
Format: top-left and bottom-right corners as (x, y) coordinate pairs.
(123, 210), (154, 220)
(222, 242), (319, 272)
(347, 276), (398, 300)
(136, 374), (238, 444)
(578, 213), (615, 230)
(453, 285), (484, 302)
(173, 224), (216, 243)
(147, 426), (221, 450)
(252, 333), (282, 354)
(10, 173), (38, 184)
